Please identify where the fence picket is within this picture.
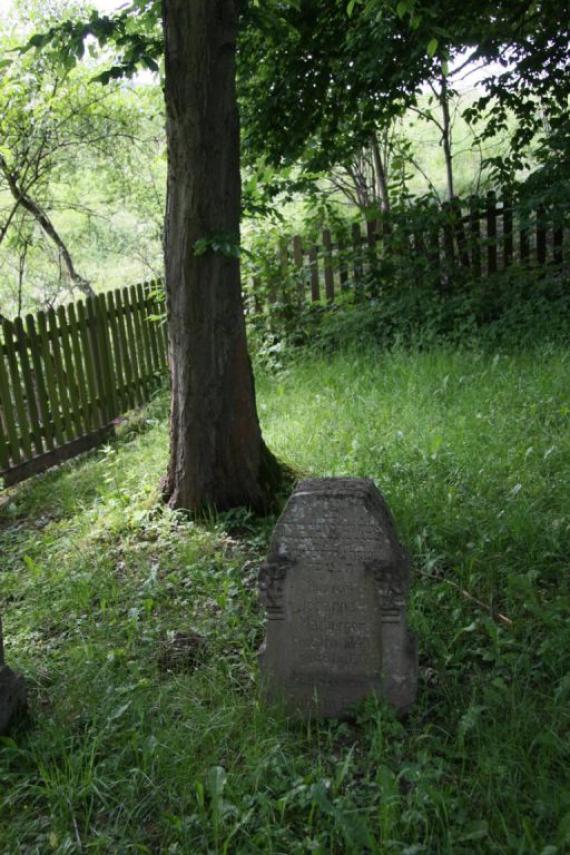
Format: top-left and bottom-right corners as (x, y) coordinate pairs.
(76, 300), (101, 430)
(144, 283), (162, 372)
(106, 291), (127, 411)
(309, 246), (320, 302)
(13, 317), (43, 456)
(452, 198), (469, 268)
(2, 320), (32, 459)
(47, 309), (74, 442)
(486, 191), (497, 275)
(113, 289), (136, 410)
(469, 196), (482, 277)
(292, 235), (305, 303)
(136, 282), (155, 384)
(351, 223), (363, 295)
(0, 411), (9, 470)
(121, 287), (143, 405)
(322, 229), (335, 302)
(336, 229), (349, 291)
(0, 327), (22, 464)
(503, 188), (513, 268)
(56, 306), (83, 438)
(37, 311), (66, 446)
(25, 315), (54, 451)
(67, 303), (91, 434)
(96, 294), (118, 419)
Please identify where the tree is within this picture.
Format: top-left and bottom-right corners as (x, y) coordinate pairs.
(161, 0), (282, 512)
(0, 19), (95, 298)
(0, 3), (157, 313)
(21, 0), (284, 513)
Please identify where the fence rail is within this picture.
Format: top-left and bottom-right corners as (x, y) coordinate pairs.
(247, 191), (568, 310)
(0, 282), (167, 487)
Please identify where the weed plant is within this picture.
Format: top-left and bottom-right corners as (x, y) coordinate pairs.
(1, 335), (569, 851)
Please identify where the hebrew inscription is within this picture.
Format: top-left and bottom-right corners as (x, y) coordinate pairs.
(258, 478), (417, 717)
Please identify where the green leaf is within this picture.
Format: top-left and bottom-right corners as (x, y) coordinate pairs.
(347, 0), (358, 17)
(427, 38), (438, 57)
(396, 1), (408, 18)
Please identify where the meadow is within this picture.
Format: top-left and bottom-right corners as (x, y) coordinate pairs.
(1, 339), (569, 853)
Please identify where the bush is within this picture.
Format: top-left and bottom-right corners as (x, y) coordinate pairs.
(247, 264), (570, 365)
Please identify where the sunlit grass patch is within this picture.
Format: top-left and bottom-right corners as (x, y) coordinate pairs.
(1, 343), (569, 853)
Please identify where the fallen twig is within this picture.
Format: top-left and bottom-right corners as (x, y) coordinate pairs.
(417, 569), (513, 627)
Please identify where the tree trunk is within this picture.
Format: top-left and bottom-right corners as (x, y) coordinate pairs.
(0, 155), (94, 298)
(162, 0), (282, 513)
(370, 133), (391, 214)
(439, 68), (455, 201)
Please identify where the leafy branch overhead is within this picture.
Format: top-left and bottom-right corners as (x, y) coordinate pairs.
(22, 1), (163, 81)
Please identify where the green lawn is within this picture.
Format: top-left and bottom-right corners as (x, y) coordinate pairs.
(1, 344), (569, 853)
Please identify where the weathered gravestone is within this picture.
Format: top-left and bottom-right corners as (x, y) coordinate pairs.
(258, 478), (417, 717)
(0, 615), (26, 735)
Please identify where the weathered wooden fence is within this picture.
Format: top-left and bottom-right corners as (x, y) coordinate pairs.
(247, 191), (568, 309)
(0, 282), (167, 487)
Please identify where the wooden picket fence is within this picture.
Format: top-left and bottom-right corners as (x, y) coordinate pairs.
(247, 190), (568, 309)
(0, 282), (167, 487)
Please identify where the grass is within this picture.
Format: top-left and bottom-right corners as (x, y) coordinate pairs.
(1, 342), (569, 853)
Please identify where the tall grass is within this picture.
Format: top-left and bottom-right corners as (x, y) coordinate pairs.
(1, 343), (569, 853)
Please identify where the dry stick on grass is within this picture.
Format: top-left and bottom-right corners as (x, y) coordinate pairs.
(417, 568), (513, 627)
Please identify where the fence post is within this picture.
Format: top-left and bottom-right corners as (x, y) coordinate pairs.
(336, 228), (349, 292)
(486, 190), (497, 275)
(292, 235), (305, 304)
(469, 195), (482, 278)
(351, 223), (363, 297)
(309, 246), (320, 302)
(502, 187), (513, 268)
(366, 219), (378, 295)
(451, 197), (469, 268)
(322, 229), (335, 302)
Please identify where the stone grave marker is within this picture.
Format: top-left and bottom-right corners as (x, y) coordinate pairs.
(0, 615), (26, 735)
(258, 478), (417, 717)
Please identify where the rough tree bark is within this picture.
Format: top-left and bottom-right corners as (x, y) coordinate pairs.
(162, 0), (282, 513)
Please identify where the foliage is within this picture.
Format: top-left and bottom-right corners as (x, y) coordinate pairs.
(1, 339), (569, 851)
(0, 1), (165, 317)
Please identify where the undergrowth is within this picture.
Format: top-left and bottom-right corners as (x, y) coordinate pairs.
(248, 266), (570, 370)
(1, 339), (569, 852)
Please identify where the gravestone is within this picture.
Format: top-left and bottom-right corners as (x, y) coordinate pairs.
(0, 615), (26, 735)
(258, 478), (417, 717)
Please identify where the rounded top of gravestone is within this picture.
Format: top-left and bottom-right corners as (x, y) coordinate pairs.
(269, 477), (409, 577)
